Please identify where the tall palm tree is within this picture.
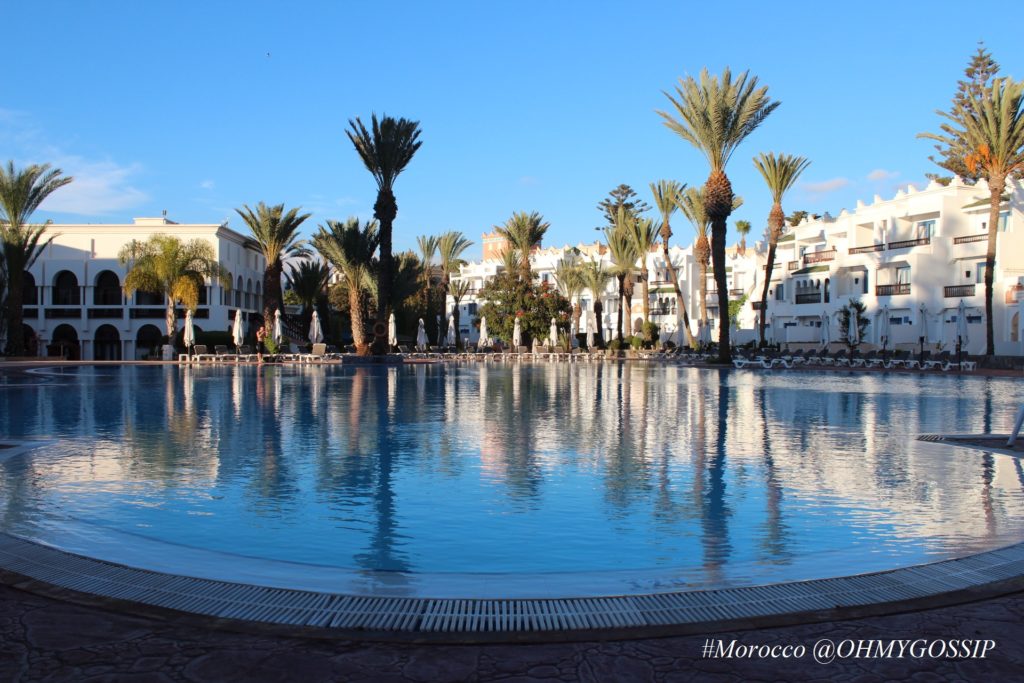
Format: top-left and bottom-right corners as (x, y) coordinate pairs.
(650, 179), (695, 348)
(625, 213), (658, 328)
(677, 187), (713, 326)
(119, 234), (229, 338)
(286, 259), (331, 332)
(753, 152), (811, 347)
(346, 114), (423, 352)
(437, 230), (473, 314)
(659, 67), (779, 362)
(604, 209), (641, 343)
(920, 77), (1024, 355)
(235, 202), (310, 328)
(580, 259), (612, 348)
(495, 211), (549, 281)
(0, 162), (73, 355)
(553, 253), (584, 345)
(734, 219), (752, 254)
(312, 218), (380, 353)
(416, 234), (438, 312)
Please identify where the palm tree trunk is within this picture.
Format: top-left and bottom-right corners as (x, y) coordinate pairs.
(263, 265), (281, 327)
(640, 267), (650, 323)
(699, 261), (709, 324)
(453, 304), (461, 350)
(661, 239), (695, 348)
(711, 216), (731, 360)
(615, 274), (625, 342)
(373, 188), (397, 354)
(572, 301), (581, 348)
(4, 268), (24, 356)
(983, 178), (1003, 357)
(593, 300), (605, 347)
(758, 243), (777, 347)
(165, 297), (176, 340)
(624, 277), (635, 337)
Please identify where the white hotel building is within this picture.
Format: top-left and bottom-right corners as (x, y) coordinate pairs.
(450, 178), (1024, 356)
(12, 216), (266, 360)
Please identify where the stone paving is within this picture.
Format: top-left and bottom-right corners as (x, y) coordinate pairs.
(2, 582), (1023, 682)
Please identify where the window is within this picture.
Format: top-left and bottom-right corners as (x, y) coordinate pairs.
(774, 283), (784, 301)
(998, 211), (1010, 232)
(862, 272), (869, 294)
(468, 303), (477, 316)
(896, 267), (911, 285)
(976, 261), (987, 284)
(916, 220), (935, 239)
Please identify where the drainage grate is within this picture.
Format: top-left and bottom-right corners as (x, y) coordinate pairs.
(2, 532), (1024, 640)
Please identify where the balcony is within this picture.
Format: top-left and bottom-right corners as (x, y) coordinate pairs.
(953, 233), (987, 245)
(751, 301), (765, 311)
(44, 308), (83, 319)
(88, 308), (124, 319)
(876, 283), (911, 296)
(803, 249), (836, 264)
(129, 308), (166, 319)
(795, 292), (822, 304)
(944, 284), (976, 298)
(887, 237), (931, 250)
(787, 261), (799, 271)
(23, 307), (38, 319)
(849, 244), (885, 255)
(729, 288), (744, 296)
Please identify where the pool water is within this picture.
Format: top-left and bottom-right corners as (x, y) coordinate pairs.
(1, 364), (1023, 597)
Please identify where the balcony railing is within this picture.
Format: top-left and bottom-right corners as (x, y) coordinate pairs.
(751, 301), (765, 311)
(729, 288), (744, 296)
(944, 284), (976, 298)
(804, 249), (836, 264)
(876, 283), (911, 296)
(887, 237), (931, 250)
(762, 262), (780, 271)
(44, 308), (82, 319)
(953, 233), (988, 245)
(23, 308), (38, 319)
(88, 308), (124, 319)
(795, 292), (822, 304)
(787, 261), (799, 271)
(849, 244), (885, 254)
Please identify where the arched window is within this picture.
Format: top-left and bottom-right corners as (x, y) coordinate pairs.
(94, 270), (122, 305)
(223, 273), (232, 305)
(234, 276), (242, 308)
(135, 325), (163, 360)
(50, 324), (80, 360)
(23, 272), (38, 305)
(824, 278), (831, 304)
(53, 271), (80, 305)
(246, 278), (253, 310)
(94, 324), (122, 360)
(255, 282), (262, 312)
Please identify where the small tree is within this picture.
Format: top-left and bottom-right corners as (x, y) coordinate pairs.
(476, 273), (571, 347)
(837, 298), (868, 350)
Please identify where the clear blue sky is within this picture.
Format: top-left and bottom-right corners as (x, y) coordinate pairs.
(5, 1), (1021, 260)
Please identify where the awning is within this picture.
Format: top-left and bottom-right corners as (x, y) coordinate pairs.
(791, 264), (831, 275)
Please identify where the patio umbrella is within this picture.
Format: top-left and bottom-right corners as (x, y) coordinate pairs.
(848, 306), (860, 345)
(676, 314), (686, 348)
(232, 309), (244, 349)
(549, 317), (558, 347)
(479, 316), (490, 347)
(446, 316), (456, 346)
(308, 310), (323, 345)
(586, 312), (595, 349)
(183, 309), (196, 352)
(878, 305), (890, 350)
(820, 312), (830, 350)
(416, 318), (427, 350)
(388, 313), (397, 349)
(512, 317), (522, 348)
(956, 299), (969, 363)
(273, 309), (283, 346)
(436, 315), (443, 345)
(767, 315), (775, 345)
(917, 303), (929, 361)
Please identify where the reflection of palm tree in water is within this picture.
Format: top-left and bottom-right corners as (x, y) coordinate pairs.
(757, 386), (789, 560)
(699, 370), (732, 581)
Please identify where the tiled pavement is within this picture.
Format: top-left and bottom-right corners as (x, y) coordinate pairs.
(2, 582), (1023, 682)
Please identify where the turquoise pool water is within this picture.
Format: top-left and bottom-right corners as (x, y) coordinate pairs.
(1, 364), (1023, 597)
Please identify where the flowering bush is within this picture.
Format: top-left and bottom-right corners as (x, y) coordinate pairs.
(477, 272), (571, 346)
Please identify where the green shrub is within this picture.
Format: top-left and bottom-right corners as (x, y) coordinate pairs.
(641, 321), (660, 347)
(608, 338), (625, 351)
(629, 335), (643, 350)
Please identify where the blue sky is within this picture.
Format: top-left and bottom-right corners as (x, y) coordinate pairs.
(5, 1), (1021, 260)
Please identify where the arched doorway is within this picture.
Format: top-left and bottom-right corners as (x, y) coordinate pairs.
(94, 271), (122, 305)
(49, 324), (80, 360)
(135, 325), (163, 360)
(94, 324), (122, 360)
(22, 324), (38, 356)
(23, 272), (38, 305)
(1012, 312), (1020, 343)
(824, 278), (831, 304)
(234, 276), (243, 308)
(53, 271), (80, 305)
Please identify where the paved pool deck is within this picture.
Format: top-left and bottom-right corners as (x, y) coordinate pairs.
(2, 580), (1022, 682)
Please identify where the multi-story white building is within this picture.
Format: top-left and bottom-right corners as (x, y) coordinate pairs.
(10, 216), (266, 360)
(449, 177), (1024, 356)
(762, 177), (1024, 356)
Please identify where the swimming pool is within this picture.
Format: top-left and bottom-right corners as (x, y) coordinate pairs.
(1, 364), (1023, 599)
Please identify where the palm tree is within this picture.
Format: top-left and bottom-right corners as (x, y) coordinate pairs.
(659, 67), (779, 361)
(650, 179), (695, 348)
(235, 202), (311, 328)
(119, 234), (229, 338)
(553, 253), (584, 345)
(437, 230), (473, 317)
(580, 260), (612, 348)
(495, 211), (549, 281)
(753, 152), (811, 347)
(312, 218), (380, 353)
(734, 219), (752, 254)
(346, 114), (423, 351)
(604, 209), (641, 343)
(920, 77), (1024, 355)
(625, 213), (658, 329)
(286, 259), (331, 332)
(0, 162), (73, 355)
(416, 234), (438, 311)
(448, 278), (472, 349)
(677, 186), (712, 327)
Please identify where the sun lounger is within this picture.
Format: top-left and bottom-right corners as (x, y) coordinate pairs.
(192, 344), (217, 362)
(301, 343), (328, 363)
(922, 351), (952, 370)
(214, 345), (237, 362)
